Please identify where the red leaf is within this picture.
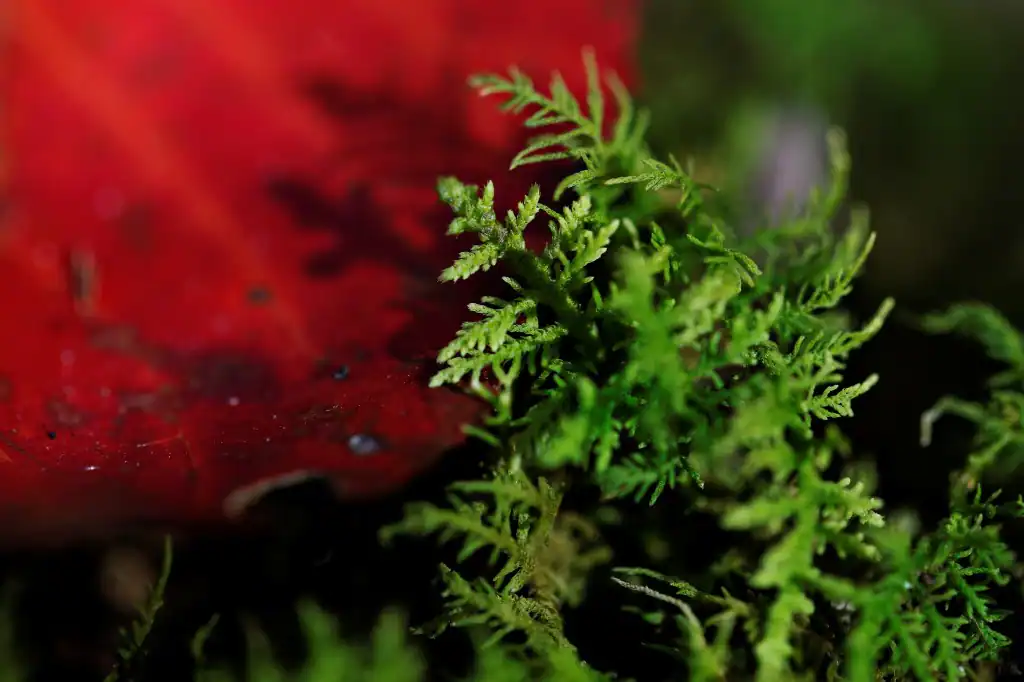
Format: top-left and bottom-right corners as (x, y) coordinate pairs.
(0, 0), (639, 543)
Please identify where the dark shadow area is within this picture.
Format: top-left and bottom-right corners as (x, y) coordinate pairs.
(1, 433), (493, 682)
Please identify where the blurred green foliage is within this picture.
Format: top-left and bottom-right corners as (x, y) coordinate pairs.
(640, 0), (1024, 309)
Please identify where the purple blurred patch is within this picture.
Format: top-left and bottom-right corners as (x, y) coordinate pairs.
(749, 105), (830, 228)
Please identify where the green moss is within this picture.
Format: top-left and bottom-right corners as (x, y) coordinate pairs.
(382, 55), (1022, 681)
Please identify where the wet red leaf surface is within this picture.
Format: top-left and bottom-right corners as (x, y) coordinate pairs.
(0, 0), (638, 543)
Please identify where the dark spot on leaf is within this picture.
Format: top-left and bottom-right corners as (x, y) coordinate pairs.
(174, 351), (281, 405)
(46, 399), (88, 428)
(332, 365), (349, 381)
(117, 203), (155, 253)
(88, 323), (154, 361)
(0, 376), (11, 402)
(247, 286), (272, 305)
(67, 250), (97, 315)
(347, 433), (381, 456)
(113, 388), (180, 430)
(46, 430), (57, 441)
(266, 177), (409, 279)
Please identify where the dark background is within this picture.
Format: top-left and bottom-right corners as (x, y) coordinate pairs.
(4, 0), (1024, 679)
